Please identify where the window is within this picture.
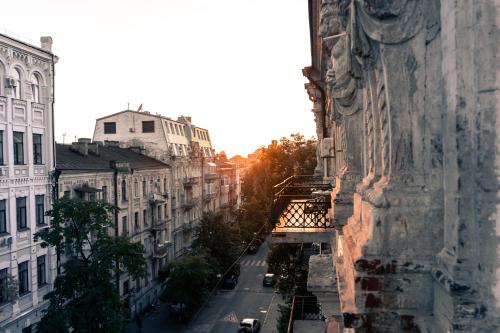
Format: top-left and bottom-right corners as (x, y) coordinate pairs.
(169, 123), (174, 134)
(142, 121), (155, 133)
(164, 203), (168, 219)
(104, 122), (116, 134)
(121, 177), (127, 201)
(102, 186), (107, 202)
(31, 73), (40, 103)
(37, 255), (46, 286)
(33, 134), (42, 165)
(13, 68), (21, 99)
(163, 178), (167, 192)
(142, 180), (147, 198)
(123, 280), (129, 294)
(35, 195), (45, 225)
(157, 206), (161, 221)
(0, 200), (6, 234)
(0, 130), (4, 165)
(134, 212), (139, 231)
(135, 278), (141, 292)
(122, 216), (128, 236)
(18, 261), (29, 294)
(63, 190), (70, 198)
(134, 179), (139, 197)
(16, 197), (27, 230)
(0, 268), (7, 303)
(13, 132), (24, 165)
(143, 209), (148, 226)
(174, 124), (180, 135)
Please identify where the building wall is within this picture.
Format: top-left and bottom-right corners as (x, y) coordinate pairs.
(303, 0), (499, 332)
(0, 35), (56, 333)
(58, 164), (172, 317)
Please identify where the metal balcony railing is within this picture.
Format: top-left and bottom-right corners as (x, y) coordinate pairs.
(153, 243), (170, 258)
(183, 176), (199, 187)
(149, 192), (166, 204)
(269, 175), (333, 229)
(287, 295), (325, 333)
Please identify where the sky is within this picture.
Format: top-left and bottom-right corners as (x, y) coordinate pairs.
(1, 0), (315, 157)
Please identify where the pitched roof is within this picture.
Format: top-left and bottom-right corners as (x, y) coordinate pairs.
(56, 144), (170, 172)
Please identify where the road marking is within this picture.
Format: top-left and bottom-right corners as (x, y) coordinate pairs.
(221, 311), (239, 323)
(241, 260), (248, 266)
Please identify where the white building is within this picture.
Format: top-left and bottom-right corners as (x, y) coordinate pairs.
(0, 34), (57, 333)
(93, 111), (214, 257)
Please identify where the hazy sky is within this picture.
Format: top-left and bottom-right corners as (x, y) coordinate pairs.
(1, 0), (315, 157)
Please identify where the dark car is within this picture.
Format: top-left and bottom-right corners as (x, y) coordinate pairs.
(262, 273), (275, 286)
(238, 318), (261, 332)
(247, 244), (259, 254)
(221, 274), (238, 289)
(169, 302), (189, 322)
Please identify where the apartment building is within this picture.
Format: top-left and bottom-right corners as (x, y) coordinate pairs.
(55, 140), (171, 316)
(93, 110), (216, 257)
(0, 34), (56, 333)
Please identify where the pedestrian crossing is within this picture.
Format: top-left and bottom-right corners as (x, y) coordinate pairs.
(240, 259), (267, 267)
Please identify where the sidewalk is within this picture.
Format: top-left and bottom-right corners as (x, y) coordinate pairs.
(261, 292), (286, 333)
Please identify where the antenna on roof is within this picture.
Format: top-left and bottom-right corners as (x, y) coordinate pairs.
(137, 104), (143, 112)
(127, 101), (130, 110)
(62, 133), (66, 144)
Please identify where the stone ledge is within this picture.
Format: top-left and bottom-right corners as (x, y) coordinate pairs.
(307, 254), (337, 292)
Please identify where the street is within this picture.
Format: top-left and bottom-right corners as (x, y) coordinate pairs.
(186, 240), (277, 333)
(126, 239), (282, 333)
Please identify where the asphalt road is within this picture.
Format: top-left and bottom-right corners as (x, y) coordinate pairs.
(185, 240), (277, 333)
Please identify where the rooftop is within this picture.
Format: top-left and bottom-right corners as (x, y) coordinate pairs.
(56, 143), (170, 172)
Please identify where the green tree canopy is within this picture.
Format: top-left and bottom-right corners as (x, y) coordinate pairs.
(34, 198), (147, 333)
(161, 255), (212, 308)
(192, 212), (241, 277)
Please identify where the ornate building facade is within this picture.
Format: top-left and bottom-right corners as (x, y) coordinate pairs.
(0, 34), (57, 333)
(55, 140), (172, 317)
(299, 1), (500, 332)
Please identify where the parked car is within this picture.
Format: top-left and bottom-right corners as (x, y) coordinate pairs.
(238, 318), (261, 332)
(221, 274), (238, 289)
(247, 243), (259, 254)
(262, 273), (275, 286)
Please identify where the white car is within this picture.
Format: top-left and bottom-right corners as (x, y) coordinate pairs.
(238, 318), (261, 332)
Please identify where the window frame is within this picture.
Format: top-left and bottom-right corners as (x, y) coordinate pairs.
(0, 130), (4, 165)
(103, 122), (116, 134)
(0, 199), (6, 234)
(18, 261), (29, 295)
(13, 131), (24, 165)
(13, 68), (22, 99)
(16, 197), (27, 230)
(33, 133), (43, 165)
(37, 255), (46, 286)
(142, 121), (155, 133)
(0, 268), (8, 304)
(35, 195), (45, 225)
(31, 73), (41, 103)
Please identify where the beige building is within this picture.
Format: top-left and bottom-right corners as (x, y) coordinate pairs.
(55, 140), (172, 316)
(0, 34), (57, 333)
(93, 110), (217, 257)
(270, 1), (500, 333)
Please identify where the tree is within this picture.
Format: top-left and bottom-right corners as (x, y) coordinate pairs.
(161, 255), (212, 309)
(192, 212), (241, 277)
(267, 243), (301, 295)
(240, 134), (317, 233)
(34, 198), (147, 333)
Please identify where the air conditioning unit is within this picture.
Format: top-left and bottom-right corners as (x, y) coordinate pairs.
(129, 128), (135, 133)
(4, 78), (16, 88)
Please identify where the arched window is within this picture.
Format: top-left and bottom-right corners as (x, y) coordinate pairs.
(13, 68), (22, 99)
(31, 73), (41, 103)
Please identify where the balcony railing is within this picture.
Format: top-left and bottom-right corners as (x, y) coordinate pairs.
(269, 175), (333, 229)
(181, 198), (196, 210)
(153, 242), (170, 258)
(149, 192), (166, 204)
(183, 176), (199, 187)
(287, 295), (325, 333)
(204, 173), (218, 181)
(203, 192), (217, 202)
(150, 218), (169, 231)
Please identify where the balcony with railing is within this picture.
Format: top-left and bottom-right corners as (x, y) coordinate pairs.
(149, 192), (166, 204)
(181, 197), (197, 210)
(204, 192), (217, 202)
(287, 296), (326, 333)
(269, 175), (334, 244)
(183, 176), (200, 187)
(153, 242), (170, 258)
(204, 172), (218, 181)
(150, 218), (169, 231)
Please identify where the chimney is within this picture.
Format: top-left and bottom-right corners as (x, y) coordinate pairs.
(88, 143), (99, 156)
(71, 140), (88, 156)
(40, 36), (53, 52)
(78, 138), (92, 144)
